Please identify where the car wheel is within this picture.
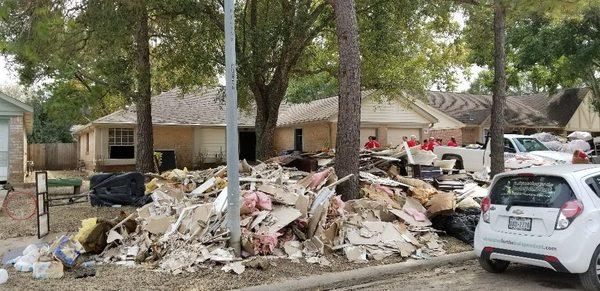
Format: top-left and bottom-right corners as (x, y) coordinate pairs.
(479, 256), (509, 273)
(580, 245), (600, 290)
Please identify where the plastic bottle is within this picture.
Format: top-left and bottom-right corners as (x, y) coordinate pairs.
(22, 244), (39, 256)
(14, 254), (37, 272)
(0, 268), (8, 284)
(32, 262), (64, 279)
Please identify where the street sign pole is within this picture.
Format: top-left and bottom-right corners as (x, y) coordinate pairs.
(224, 0), (241, 255)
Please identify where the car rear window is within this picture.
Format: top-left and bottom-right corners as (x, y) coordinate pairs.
(586, 175), (600, 198)
(490, 175), (574, 208)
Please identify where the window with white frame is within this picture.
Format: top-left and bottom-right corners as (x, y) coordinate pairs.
(109, 128), (135, 159)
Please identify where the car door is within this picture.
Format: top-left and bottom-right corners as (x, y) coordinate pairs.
(0, 119), (8, 182)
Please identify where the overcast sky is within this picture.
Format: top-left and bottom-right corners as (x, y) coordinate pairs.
(0, 56), (18, 87)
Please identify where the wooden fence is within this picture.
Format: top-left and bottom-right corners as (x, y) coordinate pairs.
(28, 143), (78, 170)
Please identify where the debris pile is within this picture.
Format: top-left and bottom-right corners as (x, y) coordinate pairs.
(5, 234), (97, 280)
(532, 132), (592, 153)
(88, 152), (486, 275)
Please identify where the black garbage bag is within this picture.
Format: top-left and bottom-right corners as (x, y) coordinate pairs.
(89, 172), (151, 207)
(431, 208), (481, 245)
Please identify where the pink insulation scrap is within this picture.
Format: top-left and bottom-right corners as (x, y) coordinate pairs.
(404, 207), (427, 222)
(255, 191), (273, 211)
(241, 192), (273, 215)
(330, 196), (345, 216)
(254, 233), (280, 255)
(375, 184), (394, 197)
(309, 168), (331, 190)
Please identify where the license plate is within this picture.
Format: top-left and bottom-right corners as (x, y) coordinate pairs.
(508, 216), (532, 231)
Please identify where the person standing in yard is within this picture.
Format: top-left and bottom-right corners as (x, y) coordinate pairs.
(407, 135), (418, 147)
(425, 137), (436, 151)
(421, 139), (429, 150)
(364, 136), (381, 149)
(447, 136), (458, 147)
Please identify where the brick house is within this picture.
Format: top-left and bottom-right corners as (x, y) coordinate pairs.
(73, 87), (464, 172)
(426, 90), (589, 145)
(0, 91), (33, 184)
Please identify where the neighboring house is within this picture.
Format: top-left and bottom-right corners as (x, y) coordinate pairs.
(275, 91), (462, 151)
(73, 87), (256, 172)
(74, 88), (456, 172)
(427, 89), (593, 144)
(0, 91), (33, 184)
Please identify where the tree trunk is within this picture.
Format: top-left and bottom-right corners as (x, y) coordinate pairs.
(490, 0), (507, 177)
(254, 87), (284, 161)
(331, 0), (361, 201)
(133, 0), (154, 173)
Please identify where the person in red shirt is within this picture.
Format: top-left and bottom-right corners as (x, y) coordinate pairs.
(421, 139), (429, 150)
(421, 137), (435, 151)
(364, 136), (381, 149)
(407, 135), (418, 147)
(447, 136), (458, 147)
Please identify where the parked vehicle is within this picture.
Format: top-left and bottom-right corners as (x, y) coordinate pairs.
(433, 134), (573, 172)
(474, 165), (600, 290)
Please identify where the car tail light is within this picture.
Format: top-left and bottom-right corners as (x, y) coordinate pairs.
(555, 200), (583, 230)
(481, 196), (491, 223)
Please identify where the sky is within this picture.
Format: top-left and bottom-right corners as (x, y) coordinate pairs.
(0, 56), (18, 87)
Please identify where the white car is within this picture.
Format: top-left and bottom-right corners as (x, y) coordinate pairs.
(434, 134), (573, 172)
(474, 165), (600, 290)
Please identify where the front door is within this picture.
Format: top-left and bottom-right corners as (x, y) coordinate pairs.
(0, 119), (9, 182)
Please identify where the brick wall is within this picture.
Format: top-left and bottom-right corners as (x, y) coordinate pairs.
(8, 116), (25, 183)
(274, 123), (332, 153)
(153, 126), (195, 169)
(461, 127), (482, 145)
(427, 128), (463, 146)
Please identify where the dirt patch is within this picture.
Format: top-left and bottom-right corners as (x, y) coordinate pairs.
(0, 204), (136, 240)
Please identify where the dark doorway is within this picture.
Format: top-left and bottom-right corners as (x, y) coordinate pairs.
(239, 131), (256, 161)
(294, 129), (303, 152)
(155, 150), (177, 173)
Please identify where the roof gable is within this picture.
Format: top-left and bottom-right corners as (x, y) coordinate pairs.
(0, 91), (33, 115)
(279, 91), (437, 126)
(547, 88), (591, 127)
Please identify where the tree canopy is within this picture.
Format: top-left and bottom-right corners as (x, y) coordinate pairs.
(465, 0), (600, 96)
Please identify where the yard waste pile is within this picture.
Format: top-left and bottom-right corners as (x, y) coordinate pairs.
(58, 150), (485, 275)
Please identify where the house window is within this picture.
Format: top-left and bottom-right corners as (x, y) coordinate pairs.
(294, 129), (303, 151)
(109, 128), (135, 159)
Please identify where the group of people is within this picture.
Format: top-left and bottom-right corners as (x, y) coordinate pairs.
(402, 135), (459, 151)
(364, 134), (459, 150)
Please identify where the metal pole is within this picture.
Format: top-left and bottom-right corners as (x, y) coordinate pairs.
(224, 0), (241, 256)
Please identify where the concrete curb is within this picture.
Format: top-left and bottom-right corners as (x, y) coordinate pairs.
(238, 251), (477, 291)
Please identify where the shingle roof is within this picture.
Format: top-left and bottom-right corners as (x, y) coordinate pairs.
(427, 92), (490, 125)
(90, 88), (378, 128)
(277, 90), (376, 126)
(427, 91), (561, 127)
(94, 87), (256, 126)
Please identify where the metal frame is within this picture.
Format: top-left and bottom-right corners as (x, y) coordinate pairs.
(35, 171), (50, 238)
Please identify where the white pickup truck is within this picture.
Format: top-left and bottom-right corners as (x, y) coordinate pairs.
(433, 134), (573, 172)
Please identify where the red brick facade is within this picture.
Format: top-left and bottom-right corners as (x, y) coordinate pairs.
(8, 116), (25, 183)
(427, 128), (463, 146)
